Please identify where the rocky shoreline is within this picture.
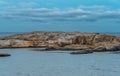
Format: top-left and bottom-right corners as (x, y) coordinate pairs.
(0, 31), (120, 54)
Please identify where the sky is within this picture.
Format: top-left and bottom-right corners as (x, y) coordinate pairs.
(0, 0), (120, 32)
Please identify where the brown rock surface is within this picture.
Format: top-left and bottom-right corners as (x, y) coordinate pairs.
(0, 31), (120, 53)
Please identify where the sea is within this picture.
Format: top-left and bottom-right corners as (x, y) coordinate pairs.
(0, 32), (120, 76)
(0, 49), (120, 76)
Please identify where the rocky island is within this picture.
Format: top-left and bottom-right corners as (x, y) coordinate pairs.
(0, 31), (120, 54)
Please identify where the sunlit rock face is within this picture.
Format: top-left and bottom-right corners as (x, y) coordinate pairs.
(0, 31), (120, 52)
(0, 40), (32, 48)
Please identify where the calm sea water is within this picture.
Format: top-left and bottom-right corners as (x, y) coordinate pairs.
(0, 49), (120, 76)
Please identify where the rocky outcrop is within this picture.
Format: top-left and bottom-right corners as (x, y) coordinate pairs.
(0, 31), (120, 54)
(70, 50), (93, 54)
(0, 53), (11, 57)
(0, 39), (33, 48)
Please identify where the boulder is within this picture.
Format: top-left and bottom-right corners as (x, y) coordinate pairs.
(105, 44), (120, 51)
(70, 50), (93, 54)
(0, 53), (11, 57)
(93, 46), (106, 52)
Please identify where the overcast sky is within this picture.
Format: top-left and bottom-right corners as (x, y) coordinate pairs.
(0, 0), (120, 32)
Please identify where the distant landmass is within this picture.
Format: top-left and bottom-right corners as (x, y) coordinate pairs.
(0, 31), (120, 54)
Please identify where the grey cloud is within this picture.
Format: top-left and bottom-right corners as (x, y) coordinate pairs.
(0, 6), (120, 22)
(98, 11), (120, 19)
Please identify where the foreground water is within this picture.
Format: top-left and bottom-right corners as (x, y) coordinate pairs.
(0, 49), (120, 76)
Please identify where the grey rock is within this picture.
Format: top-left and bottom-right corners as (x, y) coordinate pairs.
(0, 53), (11, 57)
(70, 50), (93, 54)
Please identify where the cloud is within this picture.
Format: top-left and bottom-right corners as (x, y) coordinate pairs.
(19, 2), (38, 8)
(0, 1), (7, 5)
(0, 5), (120, 23)
(79, 5), (109, 10)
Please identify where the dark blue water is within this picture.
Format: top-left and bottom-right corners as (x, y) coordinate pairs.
(0, 49), (120, 76)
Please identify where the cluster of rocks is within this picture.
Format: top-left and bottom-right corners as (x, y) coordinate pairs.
(0, 31), (120, 54)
